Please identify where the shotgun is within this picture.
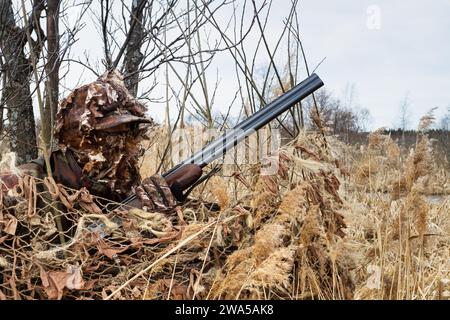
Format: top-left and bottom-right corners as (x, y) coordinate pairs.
(118, 73), (324, 209)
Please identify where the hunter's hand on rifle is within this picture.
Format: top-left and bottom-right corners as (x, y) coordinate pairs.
(134, 175), (177, 211)
(133, 164), (203, 211)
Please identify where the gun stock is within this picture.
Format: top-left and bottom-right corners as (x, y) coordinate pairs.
(163, 164), (203, 201)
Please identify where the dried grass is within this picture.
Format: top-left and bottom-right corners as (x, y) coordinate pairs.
(1, 124), (449, 300)
(336, 117), (450, 300)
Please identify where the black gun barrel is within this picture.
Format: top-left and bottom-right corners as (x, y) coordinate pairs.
(116, 73), (323, 209)
(164, 73), (323, 176)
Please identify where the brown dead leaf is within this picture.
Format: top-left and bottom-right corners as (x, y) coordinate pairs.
(4, 214), (18, 235)
(145, 279), (189, 300)
(81, 202), (103, 215)
(40, 268), (67, 300)
(40, 265), (88, 300)
(96, 238), (131, 259)
(121, 217), (136, 232)
(169, 281), (189, 300)
(0, 235), (8, 245)
(58, 187), (75, 209)
(65, 265), (86, 290)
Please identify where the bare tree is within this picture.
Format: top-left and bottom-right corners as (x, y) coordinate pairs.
(0, 0), (41, 164)
(43, 0), (61, 150)
(0, 55), (5, 135)
(341, 83), (371, 132)
(396, 93), (411, 131)
(303, 87), (370, 139)
(122, 0), (146, 96)
(1, 0), (329, 168)
(341, 83), (356, 110)
(357, 107), (371, 132)
(439, 106), (449, 131)
(396, 93), (412, 145)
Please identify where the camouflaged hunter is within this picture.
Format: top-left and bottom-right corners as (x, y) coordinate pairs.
(0, 70), (176, 212)
(1, 72), (325, 213)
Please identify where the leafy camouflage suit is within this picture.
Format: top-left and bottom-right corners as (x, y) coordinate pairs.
(0, 70), (175, 211)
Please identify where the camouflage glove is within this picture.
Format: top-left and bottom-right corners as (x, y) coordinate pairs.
(134, 175), (177, 211)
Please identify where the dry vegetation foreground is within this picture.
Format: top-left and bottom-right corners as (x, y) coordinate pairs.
(0, 129), (449, 300)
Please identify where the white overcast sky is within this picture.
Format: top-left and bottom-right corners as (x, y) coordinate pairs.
(295, 0), (450, 129)
(56, 0), (450, 130)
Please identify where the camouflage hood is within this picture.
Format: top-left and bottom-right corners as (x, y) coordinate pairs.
(54, 70), (153, 198)
(55, 69), (153, 144)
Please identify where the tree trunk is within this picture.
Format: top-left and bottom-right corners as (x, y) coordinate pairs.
(123, 0), (146, 96)
(44, 0), (61, 150)
(0, 0), (38, 164)
(0, 59), (5, 134)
